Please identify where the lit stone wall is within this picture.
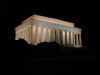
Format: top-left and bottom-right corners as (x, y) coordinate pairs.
(15, 15), (82, 47)
(15, 24), (32, 44)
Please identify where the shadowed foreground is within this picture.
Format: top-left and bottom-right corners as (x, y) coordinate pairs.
(9, 39), (96, 75)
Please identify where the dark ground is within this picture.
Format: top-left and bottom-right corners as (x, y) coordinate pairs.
(8, 39), (97, 75)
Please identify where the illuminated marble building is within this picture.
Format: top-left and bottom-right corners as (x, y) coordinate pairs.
(15, 15), (82, 47)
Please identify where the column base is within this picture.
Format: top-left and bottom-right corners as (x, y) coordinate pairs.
(74, 45), (82, 48)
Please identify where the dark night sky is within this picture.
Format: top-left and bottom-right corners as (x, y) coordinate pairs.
(4, 0), (98, 48)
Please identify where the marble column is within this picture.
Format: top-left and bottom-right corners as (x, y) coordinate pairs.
(45, 28), (49, 42)
(76, 32), (79, 47)
(53, 29), (56, 42)
(20, 31), (22, 39)
(39, 27), (43, 43)
(32, 25), (37, 45)
(41, 27), (47, 43)
(16, 32), (19, 40)
(34, 26), (38, 45)
(74, 32), (77, 47)
(69, 32), (71, 46)
(73, 32), (76, 47)
(36, 26), (42, 44)
(55, 30), (57, 43)
(32, 25), (35, 44)
(51, 29), (56, 42)
(64, 31), (67, 46)
(25, 28), (28, 43)
(62, 31), (65, 45)
(79, 32), (82, 47)
(59, 30), (63, 44)
(24, 30), (26, 39)
(70, 32), (74, 46)
(26, 28), (30, 43)
(48, 28), (51, 42)
(28, 27), (30, 43)
(56, 30), (60, 44)
(50, 29), (53, 42)
(28, 26), (32, 44)
(67, 31), (69, 46)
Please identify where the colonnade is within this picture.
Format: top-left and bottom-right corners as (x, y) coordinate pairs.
(30, 25), (82, 47)
(16, 25), (82, 47)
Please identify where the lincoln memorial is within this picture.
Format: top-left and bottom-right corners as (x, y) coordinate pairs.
(15, 15), (82, 47)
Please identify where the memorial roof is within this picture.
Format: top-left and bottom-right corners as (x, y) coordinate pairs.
(22, 14), (75, 27)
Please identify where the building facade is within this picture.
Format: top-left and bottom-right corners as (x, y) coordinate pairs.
(15, 15), (82, 47)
